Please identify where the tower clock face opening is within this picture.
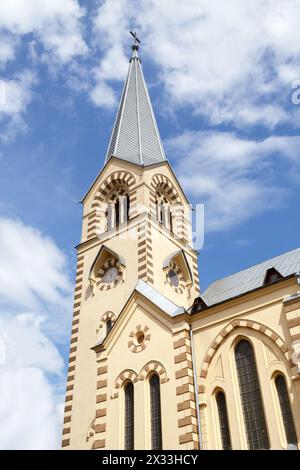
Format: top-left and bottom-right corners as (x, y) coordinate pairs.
(103, 267), (118, 284)
(168, 269), (179, 288)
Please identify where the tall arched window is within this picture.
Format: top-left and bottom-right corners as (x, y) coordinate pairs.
(115, 198), (120, 227)
(275, 374), (298, 447)
(107, 189), (130, 230)
(155, 191), (173, 232)
(126, 194), (130, 221)
(106, 319), (112, 336)
(235, 339), (269, 449)
(150, 374), (162, 449)
(216, 391), (231, 450)
(124, 381), (134, 450)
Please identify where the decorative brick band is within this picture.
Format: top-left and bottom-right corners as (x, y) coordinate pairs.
(283, 300), (300, 376)
(87, 170), (136, 239)
(111, 362), (168, 402)
(284, 301), (300, 338)
(173, 328), (198, 450)
(149, 174), (189, 242)
(150, 174), (181, 205)
(128, 325), (151, 353)
(166, 261), (185, 294)
(137, 220), (153, 284)
(139, 360), (169, 383)
(61, 253), (85, 448)
(111, 369), (139, 399)
(129, 188), (138, 218)
(93, 359), (108, 450)
(199, 319), (289, 385)
(97, 311), (116, 333)
(191, 259), (200, 293)
(96, 257), (123, 291)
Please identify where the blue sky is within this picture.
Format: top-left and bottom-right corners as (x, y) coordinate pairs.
(0, 0), (300, 449)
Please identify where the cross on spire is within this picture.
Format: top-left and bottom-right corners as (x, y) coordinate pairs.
(130, 30), (140, 46)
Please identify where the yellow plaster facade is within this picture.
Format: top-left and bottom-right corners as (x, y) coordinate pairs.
(62, 155), (300, 450)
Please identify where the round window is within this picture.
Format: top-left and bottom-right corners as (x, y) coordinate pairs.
(102, 267), (118, 284)
(136, 331), (145, 344)
(168, 269), (179, 288)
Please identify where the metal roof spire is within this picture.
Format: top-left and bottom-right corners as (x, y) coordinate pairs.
(105, 31), (166, 166)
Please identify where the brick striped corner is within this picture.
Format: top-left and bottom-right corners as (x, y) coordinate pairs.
(173, 328), (199, 450)
(61, 252), (85, 448)
(283, 299), (300, 375)
(191, 258), (200, 294)
(93, 359), (108, 450)
(137, 220), (154, 284)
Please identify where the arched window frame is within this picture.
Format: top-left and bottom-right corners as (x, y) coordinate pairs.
(155, 190), (174, 233)
(106, 319), (112, 336)
(106, 186), (130, 231)
(148, 372), (163, 450)
(234, 338), (270, 450)
(214, 388), (232, 450)
(124, 380), (134, 450)
(273, 372), (298, 449)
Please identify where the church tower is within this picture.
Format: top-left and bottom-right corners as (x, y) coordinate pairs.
(62, 36), (200, 450)
(62, 35), (300, 451)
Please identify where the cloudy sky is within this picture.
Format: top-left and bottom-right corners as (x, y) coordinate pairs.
(0, 0), (300, 449)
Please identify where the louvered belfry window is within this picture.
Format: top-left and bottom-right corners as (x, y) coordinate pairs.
(150, 374), (162, 449)
(275, 375), (298, 447)
(124, 382), (134, 450)
(216, 391), (232, 450)
(235, 339), (270, 449)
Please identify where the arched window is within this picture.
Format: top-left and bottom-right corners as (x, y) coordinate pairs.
(107, 189), (130, 230)
(106, 319), (112, 336)
(275, 374), (298, 447)
(150, 374), (162, 449)
(216, 391), (231, 450)
(235, 339), (269, 449)
(124, 381), (134, 450)
(155, 195), (164, 224)
(155, 191), (173, 232)
(126, 194), (130, 221)
(115, 198), (120, 227)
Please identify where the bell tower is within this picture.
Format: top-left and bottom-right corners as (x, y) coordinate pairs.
(62, 35), (200, 450)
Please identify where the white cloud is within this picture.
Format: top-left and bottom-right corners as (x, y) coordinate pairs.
(167, 131), (300, 231)
(0, 34), (18, 66)
(93, 0), (300, 127)
(0, 218), (71, 309)
(0, 71), (37, 142)
(0, 218), (72, 337)
(0, 71), (36, 116)
(0, 0), (87, 139)
(90, 1), (130, 108)
(0, 0), (87, 64)
(0, 217), (72, 449)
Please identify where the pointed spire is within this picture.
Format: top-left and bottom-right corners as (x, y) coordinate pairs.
(105, 32), (166, 166)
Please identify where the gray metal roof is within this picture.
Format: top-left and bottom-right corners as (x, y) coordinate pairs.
(135, 280), (185, 317)
(105, 43), (166, 166)
(202, 247), (300, 306)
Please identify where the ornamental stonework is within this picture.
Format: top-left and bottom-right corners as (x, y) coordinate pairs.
(128, 325), (151, 353)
